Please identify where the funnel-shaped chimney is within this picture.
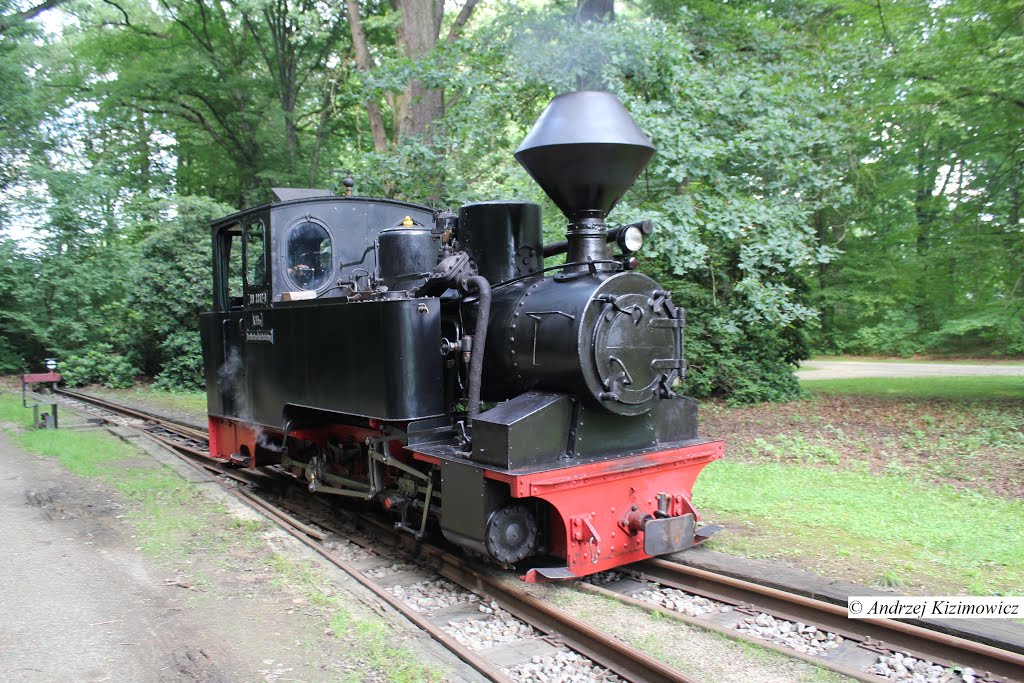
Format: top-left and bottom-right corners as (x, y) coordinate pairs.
(515, 91), (654, 220)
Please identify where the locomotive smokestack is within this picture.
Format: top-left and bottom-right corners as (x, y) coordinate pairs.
(515, 91), (654, 270)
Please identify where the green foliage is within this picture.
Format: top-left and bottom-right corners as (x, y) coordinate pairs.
(808, 0), (1024, 357)
(682, 311), (805, 404)
(61, 343), (137, 388)
(842, 313), (924, 358)
(124, 195), (231, 388)
(1, 0), (1018, 399)
(152, 331), (205, 391)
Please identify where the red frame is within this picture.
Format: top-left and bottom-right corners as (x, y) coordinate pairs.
(209, 414), (722, 580)
(489, 441), (722, 580)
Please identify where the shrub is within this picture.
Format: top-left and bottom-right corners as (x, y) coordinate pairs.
(153, 331), (205, 391)
(682, 314), (806, 405)
(61, 344), (137, 388)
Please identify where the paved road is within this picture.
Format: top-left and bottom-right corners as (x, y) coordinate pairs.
(797, 360), (1024, 381)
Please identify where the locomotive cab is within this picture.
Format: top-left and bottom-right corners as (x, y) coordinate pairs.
(199, 91), (723, 581)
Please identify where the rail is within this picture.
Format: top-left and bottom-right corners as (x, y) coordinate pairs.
(53, 388), (1024, 683)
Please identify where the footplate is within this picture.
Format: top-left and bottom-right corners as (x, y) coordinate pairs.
(643, 513), (696, 555)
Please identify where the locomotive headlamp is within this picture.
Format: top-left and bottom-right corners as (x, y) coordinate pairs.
(618, 225), (644, 253)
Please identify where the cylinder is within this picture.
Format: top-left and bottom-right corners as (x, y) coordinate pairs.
(457, 201), (542, 285)
(378, 227), (440, 291)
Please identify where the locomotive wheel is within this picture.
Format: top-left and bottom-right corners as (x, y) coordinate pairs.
(484, 503), (539, 563)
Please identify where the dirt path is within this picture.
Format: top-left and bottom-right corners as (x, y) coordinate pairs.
(0, 428), (465, 683)
(797, 360), (1024, 380)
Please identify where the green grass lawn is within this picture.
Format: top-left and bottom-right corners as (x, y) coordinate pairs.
(695, 460), (1024, 594)
(1, 393), (448, 680)
(803, 375), (1024, 401)
(808, 355), (1024, 366)
(1, 393), (219, 555)
(697, 375), (1024, 595)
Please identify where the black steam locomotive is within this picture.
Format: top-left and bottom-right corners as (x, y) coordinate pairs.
(199, 91), (722, 580)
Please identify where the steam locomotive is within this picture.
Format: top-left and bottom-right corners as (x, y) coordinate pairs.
(199, 91), (723, 581)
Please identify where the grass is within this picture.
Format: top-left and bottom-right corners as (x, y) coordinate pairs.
(17, 427), (138, 476)
(0, 393), (40, 426)
(696, 446), (1024, 593)
(809, 355), (1024, 365)
(802, 376), (1024, 400)
(2, 392), (444, 681)
(87, 385), (208, 420)
(1, 394), (236, 558)
(699, 375), (1024, 594)
(265, 552), (446, 682)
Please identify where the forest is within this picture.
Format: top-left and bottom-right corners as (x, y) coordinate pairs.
(0, 0), (1020, 403)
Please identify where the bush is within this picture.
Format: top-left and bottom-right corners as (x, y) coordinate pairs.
(61, 344), (137, 388)
(125, 195), (231, 390)
(0, 336), (24, 374)
(828, 310), (924, 357)
(153, 331), (205, 391)
(682, 314), (806, 405)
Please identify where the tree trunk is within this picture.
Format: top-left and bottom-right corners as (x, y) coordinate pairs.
(395, 0), (444, 141)
(344, 0), (388, 152)
(575, 0), (614, 89)
(577, 0), (614, 24)
(309, 81), (333, 185)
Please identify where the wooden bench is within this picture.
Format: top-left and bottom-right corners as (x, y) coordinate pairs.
(21, 372), (61, 429)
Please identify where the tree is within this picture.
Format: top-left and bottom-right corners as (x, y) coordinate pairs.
(809, 0), (1024, 355)
(344, 0), (480, 147)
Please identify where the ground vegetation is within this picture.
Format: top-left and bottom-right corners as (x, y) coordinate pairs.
(698, 376), (1024, 595)
(0, 393), (452, 680)
(0, 0), (1020, 401)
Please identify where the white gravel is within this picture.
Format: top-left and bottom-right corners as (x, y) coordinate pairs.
(872, 653), (975, 682)
(442, 602), (537, 650)
(386, 579), (478, 612)
(322, 537), (373, 561)
(502, 650), (623, 683)
(735, 613), (842, 656)
(363, 562), (414, 579)
(634, 586), (731, 618)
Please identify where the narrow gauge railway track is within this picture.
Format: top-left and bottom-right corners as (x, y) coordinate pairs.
(580, 562), (1023, 683)
(54, 389), (1024, 683)
(53, 389), (697, 683)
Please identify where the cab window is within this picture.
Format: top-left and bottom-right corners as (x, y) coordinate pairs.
(245, 219), (266, 286)
(226, 229), (243, 306)
(286, 220), (332, 291)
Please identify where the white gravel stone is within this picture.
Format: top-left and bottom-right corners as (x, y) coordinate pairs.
(363, 562), (413, 579)
(735, 614), (841, 656)
(322, 538), (372, 561)
(502, 649), (623, 682)
(870, 653), (969, 682)
(633, 586), (730, 618)
(386, 579), (478, 612)
(441, 605), (538, 650)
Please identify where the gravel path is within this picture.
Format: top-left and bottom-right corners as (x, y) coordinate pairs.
(0, 427), (464, 682)
(797, 360), (1024, 380)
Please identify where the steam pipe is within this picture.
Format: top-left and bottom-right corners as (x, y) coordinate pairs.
(462, 275), (491, 421)
(542, 220), (654, 259)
